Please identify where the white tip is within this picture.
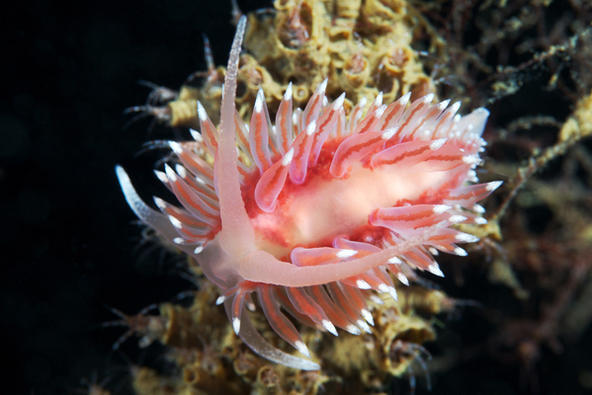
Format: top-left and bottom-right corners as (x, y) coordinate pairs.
(356, 279), (372, 290)
(454, 247), (468, 256)
(333, 92), (346, 110)
(164, 164), (177, 182)
(357, 319), (372, 334)
(433, 204), (451, 214)
(153, 196), (166, 210)
(254, 89), (264, 113)
(486, 180), (503, 191)
(462, 155), (480, 165)
(374, 91), (383, 106)
(474, 217), (488, 225)
(388, 256), (403, 265)
(189, 128), (203, 142)
(169, 141), (183, 154)
(473, 204), (486, 213)
(428, 262), (445, 277)
(284, 82), (293, 100)
(449, 215), (467, 223)
(423, 93), (435, 103)
(154, 170), (168, 183)
(387, 286), (398, 300)
(294, 340), (310, 357)
(193, 245), (204, 254)
(194, 175), (207, 185)
(429, 138), (447, 150)
(379, 283), (398, 300)
(232, 317), (241, 334)
(281, 148), (295, 166)
(397, 272), (410, 286)
(173, 237), (184, 244)
(381, 128), (396, 140)
(361, 309), (374, 326)
(455, 233), (480, 243)
(450, 101), (461, 114)
(247, 301), (256, 312)
(322, 319), (338, 336)
(370, 295), (384, 305)
(336, 249), (358, 259)
(215, 295), (226, 305)
(346, 324), (362, 335)
(305, 120), (317, 136)
(399, 91), (411, 105)
(168, 215), (182, 229)
(197, 101), (208, 122)
(318, 78), (328, 94)
(375, 104), (386, 118)
(358, 96), (367, 109)
(438, 99), (451, 111)
(175, 164), (187, 178)
(428, 247), (439, 256)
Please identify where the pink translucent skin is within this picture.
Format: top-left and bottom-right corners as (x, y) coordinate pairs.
(209, 22), (446, 289)
(116, 15), (500, 371)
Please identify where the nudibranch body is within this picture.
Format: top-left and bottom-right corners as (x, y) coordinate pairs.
(116, 16), (500, 370)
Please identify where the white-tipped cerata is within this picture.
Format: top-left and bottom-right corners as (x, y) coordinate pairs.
(455, 233), (480, 243)
(388, 256), (403, 265)
(232, 317), (241, 335)
(322, 319), (338, 336)
(305, 120), (317, 136)
(430, 138), (447, 150)
(428, 262), (445, 277)
(284, 82), (293, 100)
(361, 308), (374, 326)
(486, 180), (503, 191)
(190, 128), (203, 142)
(333, 93), (346, 110)
(397, 272), (410, 286)
(356, 279), (372, 290)
(169, 141), (183, 154)
(433, 204), (451, 214)
(336, 249), (358, 259)
(294, 340), (311, 357)
(281, 148), (295, 166)
(197, 101), (208, 122)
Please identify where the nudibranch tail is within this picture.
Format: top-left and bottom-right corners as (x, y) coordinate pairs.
(116, 14), (502, 372)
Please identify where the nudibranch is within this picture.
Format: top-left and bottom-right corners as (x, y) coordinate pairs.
(116, 16), (500, 370)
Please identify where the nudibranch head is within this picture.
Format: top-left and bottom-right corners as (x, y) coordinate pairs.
(116, 16), (500, 370)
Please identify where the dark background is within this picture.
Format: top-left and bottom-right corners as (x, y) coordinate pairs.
(5, 1), (269, 393)
(4, 1), (591, 394)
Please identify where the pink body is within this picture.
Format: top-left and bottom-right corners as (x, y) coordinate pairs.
(116, 16), (500, 370)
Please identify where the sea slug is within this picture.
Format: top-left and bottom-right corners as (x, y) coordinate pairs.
(116, 16), (500, 370)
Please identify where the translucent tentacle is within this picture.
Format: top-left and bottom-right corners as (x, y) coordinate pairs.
(254, 148), (293, 212)
(223, 299), (320, 370)
(257, 285), (311, 357)
(215, 15), (256, 255)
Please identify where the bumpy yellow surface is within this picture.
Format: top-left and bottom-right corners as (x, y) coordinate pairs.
(163, 0), (433, 128)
